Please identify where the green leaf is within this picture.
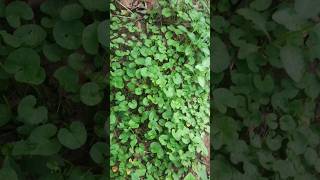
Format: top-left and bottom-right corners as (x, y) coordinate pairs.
(79, 0), (107, 12)
(184, 173), (196, 180)
(280, 45), (305, 82)
(304, 147), (318, 166)
(90, 142), (107, 164)
(43, 43), (65, 62)
(18, 95), (48, 125)
(82, 22), (99, 54)
(212, 36), (230, 73)
(0, 30), (21, 48)
(14, 24), (47, 47)
(0, 167), (18, 180)
(54, 66), (79, 93)
(250, 0), (272, 11)
(272, 160), (296, 179)
(237, 8), (270, 39)
(27, 123), (61, 155)
(40, 0), (65, 17)
(213, 88), (237, 113)
(58, 121), (87, 149)
(197, 76), (206, 88)
(150, 142), (164, 158)
(128, 100), (138, 109)
(162, 8), (172, 17)
(53, 20), (84, 50)
(4, 48), (45, 85)
(68, 53), (85, 71)
(111, 76), (124, 89)
(97, 20), (108, 47)
(5, 1), (33, 28)
(60, 3), (83, 21)
(253, 74), (274, 94)
(272, 8), (305, 31)
(279, 115), (296, 131)
(80, 82), (103, 106)
(294, 0), (320, 19)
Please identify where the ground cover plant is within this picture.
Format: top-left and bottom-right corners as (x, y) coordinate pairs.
(212, 0), (320, 179)
(0, 0), (108, 179)
(110, 0), (210, 179)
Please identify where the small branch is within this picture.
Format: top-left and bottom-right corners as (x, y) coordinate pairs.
(116, 0), (134, 14)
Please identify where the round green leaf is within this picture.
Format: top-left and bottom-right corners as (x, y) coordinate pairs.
(58, 121), (87, 149)
(40, 0), (65, 17)
(53, 20), (84, 49)
(4, 48), (45, 85)
(79, 0), (107, 12)
(83, 22), (99, 54)
(80, 82), (103, 106)
(0, 30), (21, 48)
(97, 20), (108, 48)
(14, 24), (47, 47)
(150, 142), (164, 158)
(40, 17), (55, 28)
(68, 53), (85, 71)
(54, 66), (79, 93)
(43, 43), (66, 62)
(89, 142), (107, 164)
(162, 8), (172, 17)
(279, 115), (296, 131)
(17, 95), (48, 125)
(60, 3), (83, 21)
(5, 1), (33, 28)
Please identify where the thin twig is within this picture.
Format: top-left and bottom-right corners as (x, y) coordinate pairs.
(116, 0), (134, 14)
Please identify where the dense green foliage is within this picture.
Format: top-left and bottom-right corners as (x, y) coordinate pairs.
(212, 0), (320, 179)
(0, 0), (107, 179)
(110, 0), (210, 179)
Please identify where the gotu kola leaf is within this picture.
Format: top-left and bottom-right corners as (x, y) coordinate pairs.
(97, 20), (108, 48)
(53, 20), (84, 50)
(5, 1), (33, 28)
(54, 66), (79, 93)
(4, 48), (45, 85)
(60, 3), (84, 21)
(150, 142), (164, 158)
(12, 123), (61, 156)
(17, 95), (48, 125)
(42, 43), (65, 62)
(0, 30), (21, 48)
(14, 24), (47, 47)
(58, 121), (87, 150)
(82, 22), (99, 54)
(80, 82), (103, 106)
(89, 142), (107, 164)
(79, 0), (107, 12)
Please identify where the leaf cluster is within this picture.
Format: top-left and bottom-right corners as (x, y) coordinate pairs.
(110, 0), (210, 179)
(213, 0), (320, 179)
(0, 0), (108, 179)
